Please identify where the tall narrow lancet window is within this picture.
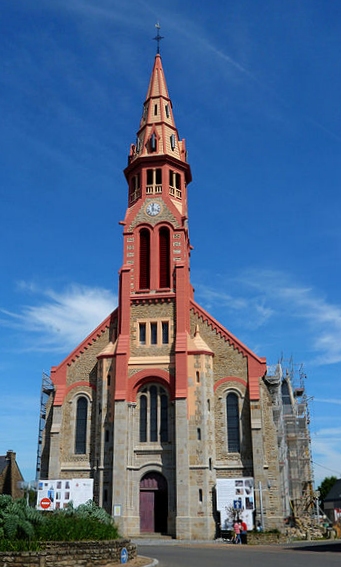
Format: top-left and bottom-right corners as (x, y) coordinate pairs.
(150, 385), (158, 442)
(138, 385), (169, 443)
(140, 394), (147, 442)
(159, 227), (170, 288)
(75, 397), (88, 454)
(160, 391), (168, 442)
(139, 228), (150, 289)
(226, 393), (240, 453)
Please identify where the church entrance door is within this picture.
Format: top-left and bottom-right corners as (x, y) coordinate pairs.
(140, 472), (168, 533)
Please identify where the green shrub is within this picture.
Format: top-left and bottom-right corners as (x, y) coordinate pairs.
(0, 496), (43, 541)
(0, 495), (119, 550)
(35, 503), (119, 541)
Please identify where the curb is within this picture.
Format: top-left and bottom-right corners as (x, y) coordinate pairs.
(139, 557), (158, 567)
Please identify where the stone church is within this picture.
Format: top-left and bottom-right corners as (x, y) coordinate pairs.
(40, 51), (289, 539)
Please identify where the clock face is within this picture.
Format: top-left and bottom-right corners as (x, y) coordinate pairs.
(146, 202), (161, 216)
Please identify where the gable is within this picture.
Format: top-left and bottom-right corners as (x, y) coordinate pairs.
(51, 309), (118, 405)
(190, 299), (266, 399)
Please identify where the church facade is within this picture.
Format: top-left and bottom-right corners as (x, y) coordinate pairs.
(40, 53), (286, 539)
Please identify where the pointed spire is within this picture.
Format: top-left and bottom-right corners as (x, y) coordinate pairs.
(188, 325), (214, 355)
(128, 52), (188, 166)
(145, 53), (170, 102)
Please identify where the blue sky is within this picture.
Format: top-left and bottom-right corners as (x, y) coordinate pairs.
(1, 0), (340, 488)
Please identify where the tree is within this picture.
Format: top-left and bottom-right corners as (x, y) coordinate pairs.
(317, 476), (337, 505)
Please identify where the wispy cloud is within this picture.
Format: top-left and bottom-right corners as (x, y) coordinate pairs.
(240, 269), (341, 364)
(194, 268), (341, 365)
(194, 282), (274, 330)
(315, 398), (341, 406)
(0, 283), (117, 352)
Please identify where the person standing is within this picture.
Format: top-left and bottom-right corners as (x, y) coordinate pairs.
(240, 519), (248, 544)
(233, 520), (242, 544)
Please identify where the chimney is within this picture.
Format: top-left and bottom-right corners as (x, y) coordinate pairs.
(6, 450), (16, 463)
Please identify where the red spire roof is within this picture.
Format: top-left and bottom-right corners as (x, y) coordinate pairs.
(145, 53), (170, 100)
(128, 54), (189, 167)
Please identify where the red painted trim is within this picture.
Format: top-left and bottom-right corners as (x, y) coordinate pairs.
(127, 369), (174, 402)
(51, 310), (117, 406)
(65, 381), (96, 397)
(115, 267), (131, 400)
(131, 293), (175, 303)
(214, 376), (247, 393)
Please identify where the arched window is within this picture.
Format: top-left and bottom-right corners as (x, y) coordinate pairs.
(139, 228), (150, 289)
(140, 394), (147, 442)
(75, 396), (88, 454)
(160, 392), (168, 442)
(150, 385), (157, 441)
(159, 227), (170, 288)
(139, 384), (169, 443)
(226, 393), (240, 453)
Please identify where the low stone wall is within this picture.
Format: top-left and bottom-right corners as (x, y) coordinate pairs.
(0, 539), (137, 567)
(220, 529), (288, 545)
(247, 531), (288, 545)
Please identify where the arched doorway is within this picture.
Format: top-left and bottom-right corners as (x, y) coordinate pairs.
(140, 472), (168, 534)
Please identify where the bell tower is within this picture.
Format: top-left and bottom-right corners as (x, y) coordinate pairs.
(123, 52), (192, 293)
(115, 51), (193, 402)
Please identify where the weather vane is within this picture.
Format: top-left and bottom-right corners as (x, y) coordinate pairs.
(153, 22), (164, 54)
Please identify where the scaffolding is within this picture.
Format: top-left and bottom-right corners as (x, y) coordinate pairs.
(35, 372), (54, 482)
(266, 360), (313, 520)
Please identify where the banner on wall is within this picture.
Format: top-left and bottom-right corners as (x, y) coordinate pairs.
(37, 478), (93, 511)
(216, 477), (255, 530)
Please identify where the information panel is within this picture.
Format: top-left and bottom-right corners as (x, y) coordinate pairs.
(37, 478), (93, 511)
(216, 477), (254, 530)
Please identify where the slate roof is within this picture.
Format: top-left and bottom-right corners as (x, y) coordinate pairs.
(0, 456), (8, 475)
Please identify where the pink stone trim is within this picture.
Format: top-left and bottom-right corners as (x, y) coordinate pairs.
(214, 376), (248, 393)
(127, 368), (174, 402)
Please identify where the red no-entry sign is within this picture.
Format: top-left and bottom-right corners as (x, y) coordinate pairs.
(40, 497), (51, 509)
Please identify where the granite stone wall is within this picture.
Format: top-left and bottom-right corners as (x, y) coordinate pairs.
(0, 539), (137, 567)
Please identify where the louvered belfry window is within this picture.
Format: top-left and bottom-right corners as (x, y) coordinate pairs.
(159, 227), (170, 288)
(139, 228), (150, 289)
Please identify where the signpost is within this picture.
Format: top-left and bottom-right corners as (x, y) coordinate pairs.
(120, 547), (128, 564)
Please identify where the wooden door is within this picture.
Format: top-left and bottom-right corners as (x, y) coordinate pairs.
(140, 490), (155, 532)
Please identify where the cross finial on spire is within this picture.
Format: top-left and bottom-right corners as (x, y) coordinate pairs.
(153, 22), (164, 54)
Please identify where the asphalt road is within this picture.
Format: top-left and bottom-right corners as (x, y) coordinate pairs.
(135, 540), (341, 567)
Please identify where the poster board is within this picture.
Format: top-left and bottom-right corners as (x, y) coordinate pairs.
(37, 478), (93, 511)
(216, 477), (255, 530)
